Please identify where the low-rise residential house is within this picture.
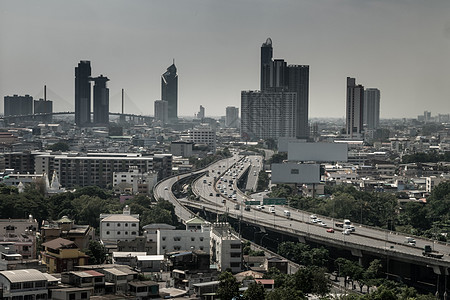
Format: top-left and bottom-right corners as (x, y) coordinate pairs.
(128, 280), (159, 299)
(100, 206), (140, 250)
(0, 215), (38, 259)
(61, 270), (105, 296)
(193, 281), (220, 300)
(0, 269), (52, 300)
(117, 236), (157, 255)
(40, 216), (94, 250)
(51, 287), (91, 300)
(41, 237), (89, 273)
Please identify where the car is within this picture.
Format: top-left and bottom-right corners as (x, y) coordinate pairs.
(260, 205), (265, 209)
(209, 193), (213, 196)
(222, 199), (226, 203)
(319, 222), (327, 227)
(316, 218), (322, 223)
(342, 229), (351, 235)
(311, 219), (318, 223)
(327, 228), (335, 233)
(164, 187), (168, 190)
(310, 215), (317, 220)
(256, 205), (262, 210)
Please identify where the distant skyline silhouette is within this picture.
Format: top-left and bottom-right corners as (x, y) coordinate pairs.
(1, 0), (449, 118)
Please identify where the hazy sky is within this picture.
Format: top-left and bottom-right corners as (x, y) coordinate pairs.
(1, 0), (449, 118)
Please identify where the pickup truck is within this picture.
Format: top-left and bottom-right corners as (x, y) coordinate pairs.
(422, 245), (443, 259)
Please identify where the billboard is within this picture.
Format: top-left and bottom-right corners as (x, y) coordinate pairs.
(287, 142), (348, 162)
(271, 163), (320, 184)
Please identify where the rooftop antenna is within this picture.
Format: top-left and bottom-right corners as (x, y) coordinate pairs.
(121, 88), (124, 114)
(44, 85), (47, 101)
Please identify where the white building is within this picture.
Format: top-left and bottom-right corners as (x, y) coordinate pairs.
(186, 125), (217, 152)
(100, 206), (139, 244)
(113, 166), (158, 195)
(0, 269), (55, 299)
(155, 217), (210, 255)
(210, 223), (243, 273)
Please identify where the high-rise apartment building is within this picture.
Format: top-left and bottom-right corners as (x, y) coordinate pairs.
(4, 95), (33, 116)
(161, 62), (178, 122)
(75, 61), (92, 127)
(242, 38), (309, 140)
(364, 88), (380, 130)
(241, 91), (297, 140)
(154, 100), (169, 124)
(346, 77), (364, 138)
(225, 106), (239, 128)
(196, 105), (205, 119)
(92, 75), (110, 126)
(34, 98), (53, 123)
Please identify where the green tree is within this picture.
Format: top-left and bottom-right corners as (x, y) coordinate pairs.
(85, 240), (107, 264)
(49, 141), (70, 152)
(266, 286), (305, 300)
(216, 271), (240, 300)
(243, 282), (265, 300)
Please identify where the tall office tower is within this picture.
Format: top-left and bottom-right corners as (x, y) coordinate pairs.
(92, 75), (110, 126)
(34, 98), (53, 123)
(161, 62), (178, 122)
(260, 38), (273, 90)
(364, 88), (380, 130)
(225, 106), (239, 128)
(241, 91), (297, 140)
(75, 61), (92, 126)
(4, 95), (33, 116)
(346, 77), (365, 138)
(196, 105), (205, 119)
(154, 100), (168, 124)
(247, 38), (310, 140)
(288, 65), (309, 139)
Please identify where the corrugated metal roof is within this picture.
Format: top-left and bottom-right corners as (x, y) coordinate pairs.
(0, 269), (47, 283)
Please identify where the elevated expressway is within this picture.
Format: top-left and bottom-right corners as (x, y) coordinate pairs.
(154, 154), (450, 291)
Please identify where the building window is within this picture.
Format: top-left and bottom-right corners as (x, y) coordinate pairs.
(81, 292), (88, 299)
(125, 223), (128, 227)
(132, 223), (137, 227)
(23, 281), (33, 289)
(117, 231), (121, 235)
(200, 237), (204, 241)
(131, 231), (137, 235)
(125, 232), (128, 235)
(200, 246), (204, 250)
(106, 231), (110, 235)
(291, 169), (299, 174)
(117, 223), (121, 227)
(162, 237), (166, 241)
(106, 223), (110, 227)
(230, 262), (241, 268)
(230, 244), (241, 249)
(191, 237), (195, 241)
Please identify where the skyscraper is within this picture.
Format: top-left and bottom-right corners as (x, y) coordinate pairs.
(34, 98), (53, 123)
(241, 38), (309, 140)
(260, 38), (273, 90)
(288, 65), (309, 139)
(364, 88), (380, 130)
(225, 106), (239, 128)
(154, 100), (168, 124)
(346, 77), (364, 138)
(75, 61), (92, 126)
(93, 75), (110, 126)
(161, 62), (178, 122)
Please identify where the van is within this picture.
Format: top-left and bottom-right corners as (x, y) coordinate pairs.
(284, 210), (291, 218)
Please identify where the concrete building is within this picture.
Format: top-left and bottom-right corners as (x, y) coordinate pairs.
(0, 269), (51, 300)
(170, 141), (193, 157)
(154, 100), (169, 124)
(100, 206), (139, 245)
(241, 90), (297, 140)
(92, 75), (110, 126)
(155, 217), (211, 255)
(225, 106), (239, 128)
(34, 152), (172, 189)
(113, 166), (158, 195)
(210, 223), (243, 273)
(41, 238), (89, 273)
(364, 88), (380, 130)
(187, 125), (217, 152)
(75, 61), (92, 127)
(0, 216), (38, 260)
(196, 105), (205, 119)
(4, 95), (33, 117)
(161, 62), (178, 122)
(34, 98), (53, 123)
(346, 77), (365, 138)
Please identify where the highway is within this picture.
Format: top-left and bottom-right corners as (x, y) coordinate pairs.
(155, 153), (450, 270)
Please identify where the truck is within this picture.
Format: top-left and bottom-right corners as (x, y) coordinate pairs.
(422, 245), (443, 259)
(335, 222), (344, 228)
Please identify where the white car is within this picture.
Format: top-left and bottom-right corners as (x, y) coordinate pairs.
(164, 187), (168, 190)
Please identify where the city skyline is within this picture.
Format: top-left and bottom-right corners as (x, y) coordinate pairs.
(1, 0), (449, 118)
